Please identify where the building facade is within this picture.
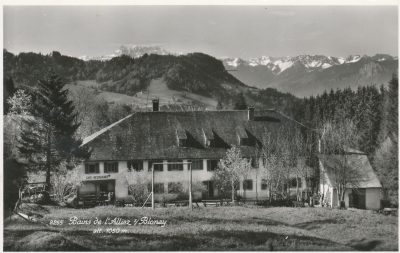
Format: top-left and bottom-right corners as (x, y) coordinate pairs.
(78, 157), (314, 202)
(78, 101), (314, 204)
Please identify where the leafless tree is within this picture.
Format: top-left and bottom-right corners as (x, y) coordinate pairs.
(321, 119), (360, 205)
(214, 145), (251, 204)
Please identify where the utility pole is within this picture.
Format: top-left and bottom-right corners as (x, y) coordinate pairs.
(189, 162), (193, 210)
(151, 163), (155, 210)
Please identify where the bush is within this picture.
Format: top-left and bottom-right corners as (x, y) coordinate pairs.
(124, 170), (151, 206)
(4, 159), (27, 213)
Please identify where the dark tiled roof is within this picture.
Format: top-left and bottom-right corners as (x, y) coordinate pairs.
(84, 110), (303, 160)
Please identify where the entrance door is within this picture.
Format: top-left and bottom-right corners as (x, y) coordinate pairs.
(202, 181), (214, 199)
(99, 182), (108, 193)
(351, 189), (366, 209)
(94, 180), (115, 198)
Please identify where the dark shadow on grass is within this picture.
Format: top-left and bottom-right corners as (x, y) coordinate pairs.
(3, 229), (89, 252)
(294, 218), (346, 230)
(349, 238), (383, 251)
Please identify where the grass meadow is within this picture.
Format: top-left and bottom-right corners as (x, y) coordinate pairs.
(3, 204), (398, 251)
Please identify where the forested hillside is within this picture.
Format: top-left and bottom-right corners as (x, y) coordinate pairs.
(4, 49), (300, 113)
(295, 77), (398, 203)
(4, 50), (245, 97)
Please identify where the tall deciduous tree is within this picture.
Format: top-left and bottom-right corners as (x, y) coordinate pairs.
(213, 146), (251, 203)
(321, 119), (360, 204)
(18, 73), (89, 194)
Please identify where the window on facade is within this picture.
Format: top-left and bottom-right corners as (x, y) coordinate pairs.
(147, 183), (165, 194)
(85, 163), (100, 174)
(290, 178), (302, 188)
(167, 160), (183, 171)
(148, 160), (164, 171)
(104, 162), (118, 173)
(261, 179), (268, 190)
(127, 160), (143, 172)
(190, 159), (203, 170)
(243, 179), (253, 190)
(168, 182), (183, 194)
(207, 160), (219, 171)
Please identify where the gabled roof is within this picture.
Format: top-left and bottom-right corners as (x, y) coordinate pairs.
(83, 109), (304, 160)
(81, 114), (134, 146)
(319, 153), (382, 189)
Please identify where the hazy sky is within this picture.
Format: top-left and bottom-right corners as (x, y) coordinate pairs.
(3, 6), (398, 58)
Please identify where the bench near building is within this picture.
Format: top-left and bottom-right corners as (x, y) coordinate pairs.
(78, 101), (314, 204)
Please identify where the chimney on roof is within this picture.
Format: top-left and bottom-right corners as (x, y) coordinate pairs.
(152, 98), (159, 112)
(248, 106), (255, 121)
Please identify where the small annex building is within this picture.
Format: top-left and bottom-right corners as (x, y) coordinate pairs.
(319, 150), (383, 210)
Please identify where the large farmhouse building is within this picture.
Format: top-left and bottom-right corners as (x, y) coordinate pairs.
(78, 100), (382, 209)
(78, 101), (314, 204)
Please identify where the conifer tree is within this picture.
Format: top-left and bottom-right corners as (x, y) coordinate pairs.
(233, 93), (247, 110)
(18, 73), (89, 194)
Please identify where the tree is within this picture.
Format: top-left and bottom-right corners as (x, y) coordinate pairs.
(373, 74), (398, 205)
(4, 159), (27, 214)
(7, 89), (33, 116)
(216, 100), (223, 110)
(124, 170), (151, 205)
(213, 146), (251, 203)
(17, 73), (89, 195)
(321, 119), (360, 205)
(233, 93), (247, 110)
(51, 162), (83, 203)
(4, 76), (16, 114)
(261, 131), (286, 201)
(388, 74), (398, 145)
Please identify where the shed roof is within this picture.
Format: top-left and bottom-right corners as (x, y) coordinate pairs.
(83, 109), (304, 160)
(319, 153), (382, 188)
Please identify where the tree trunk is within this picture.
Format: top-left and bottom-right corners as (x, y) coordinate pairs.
(255, 173), (258, 202)
(296, 176), (299, 201)
(269, 184), (272, 203)
(243, 179), (246, 203)
(231, 178), (236, 204)
(46, 131), (52, 192)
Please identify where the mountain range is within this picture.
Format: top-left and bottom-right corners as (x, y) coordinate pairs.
(222, 54), (398, 97)
(79, 45), (398, 97)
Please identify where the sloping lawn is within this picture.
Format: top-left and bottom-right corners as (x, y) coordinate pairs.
(3, 204), (398, 251)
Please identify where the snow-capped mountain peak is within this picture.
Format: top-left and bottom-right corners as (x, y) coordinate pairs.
(79, 44), (171, 61)
(224, 57), (246, 68)
(221, 54), (395, 75)
(118, 44), (170, 58)
(345, 55), (361, 63)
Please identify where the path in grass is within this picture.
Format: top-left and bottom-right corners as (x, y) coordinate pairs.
(4, 205), (398, 251)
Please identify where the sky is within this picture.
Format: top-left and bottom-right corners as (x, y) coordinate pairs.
(3, 5), (398, 59)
